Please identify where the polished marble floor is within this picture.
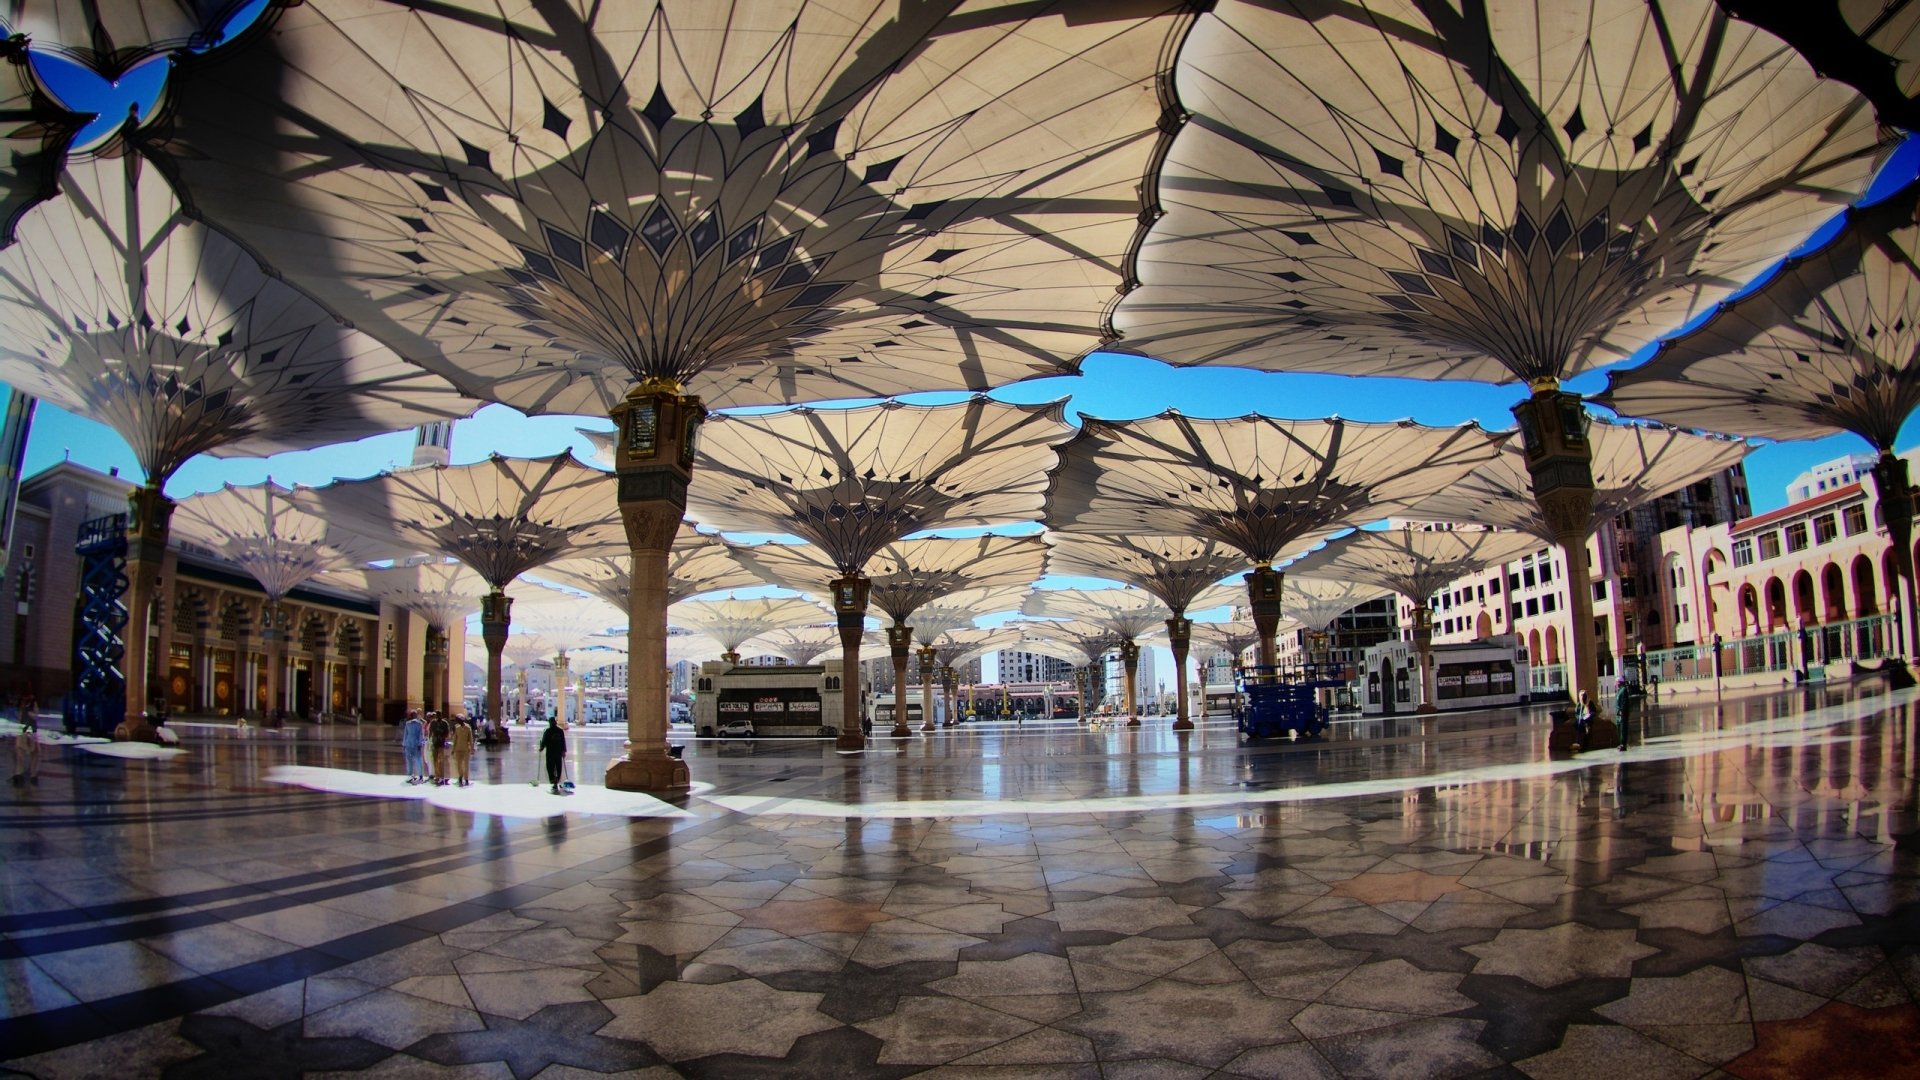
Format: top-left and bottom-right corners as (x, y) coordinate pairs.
(3, 681), (1919, 1079)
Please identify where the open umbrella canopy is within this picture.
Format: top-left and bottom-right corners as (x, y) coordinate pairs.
(1267, 576), (1394, 634)
(733, 534), (1044, 624)
(324, 559), (492, 632)
(0, 0), (257, 73)
(298, 454), (625, 589)
(1022, 587), (1170, 643)
(1188, 619), (1263, 665)
(1601, 181), (1920, 453)
(171, 481), (402, 600)
(0, 152), (476, 483)
(0, 35), (83, 247)
(1111, 0), (1889, 387)
(905, 585), (1032, 646)
(739, 624), (846, 667)
(688, 398), (1073, 572)
(1288, 528), (1548, 613)
(667, 596), (827, 656)
(531, 526), (761, 609)
(1402, 421), (1751, 542)
(134, 0), (1197, 414)
(1047, 413), (1506, 567)
(1042, 533), (1245, 616)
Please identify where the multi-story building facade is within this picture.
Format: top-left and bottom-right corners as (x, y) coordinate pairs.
(987, 648), (1075, 685)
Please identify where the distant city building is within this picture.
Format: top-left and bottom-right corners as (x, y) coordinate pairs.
(987, 648), (1074, 684)
(1786, 453), (1875, 505)
(1103, 645), (1156, 710)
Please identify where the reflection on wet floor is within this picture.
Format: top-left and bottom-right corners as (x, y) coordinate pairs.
(2, 680), (1917, 1078)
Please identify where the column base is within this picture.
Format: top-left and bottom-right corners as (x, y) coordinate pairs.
(1126, 716), (1141, 728)
(836, 732), (867, 752)
(919, 720), (935, 733)
(605, 753), (690, 794)
(1171, 718), (1194, 731)
(115, 718), (158, 743)
(889, 722), (911, 738)
(1416, 704), (1438, 715)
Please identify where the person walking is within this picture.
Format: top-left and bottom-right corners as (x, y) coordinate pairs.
(451, 714), (473, 787)
(429, 713), (452, 786)
(401, 711), (427, 784)
(1571, 691), (1595, 752)
(539, 716), (567, 795)
(1615, 677), (1643, 751)
(11, 713), (38, 786)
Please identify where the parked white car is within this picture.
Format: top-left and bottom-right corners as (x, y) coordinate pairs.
(715, 718), (755, 738)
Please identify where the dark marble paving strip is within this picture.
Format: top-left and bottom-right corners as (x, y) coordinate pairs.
(0, 794), (371, 830)
(0, 806), (749, 1060)
(3, 787), (760, 1053)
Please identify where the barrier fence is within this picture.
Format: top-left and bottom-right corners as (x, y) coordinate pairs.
(1643, 613), (1897, 684)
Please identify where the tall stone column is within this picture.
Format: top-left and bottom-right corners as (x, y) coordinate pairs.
(833, 573), (871, 751)
(423, 626), (448, 713)
(481, 590), (511, 729)
(1412, 606), (1437, 714)
(608, 381), (700, 793)
(1120, 639), (1141, 727)
(1515, 384), (1600, 706)
(1245, 565), (1284, 669)
(555, 651), (573, 725)
(262, 602), (285, 722)
(121, 485), (174, 737)
(919, 645), (937, 732)
(1168, 616), (1194, 731)
(887, 624), (912, 738)
(1194, 654), (1208, 719)
(1871, 452), (1919, 662)
(942, 666), (957, 728)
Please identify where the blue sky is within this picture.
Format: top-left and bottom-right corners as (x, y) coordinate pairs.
(10, 36), (1920, 520)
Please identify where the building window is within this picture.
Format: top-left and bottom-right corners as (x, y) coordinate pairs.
(1620, 577), (1636, 598)
(1758, 532), (1781, 560)
(1785, 522), (1808, 553)
(1490, 576), (1502, 594)
(1543, 594), (1557, 613)
(1526, 598), (1539, 617)
(1593, 581), (1608, 601)
(1845, 504), (1868, 536)
(1540, 562), (1555, 583)
(1732, 538), (1753, 566)
(1523, 568), (1536, 588)
(1814, 514), (1837, 544)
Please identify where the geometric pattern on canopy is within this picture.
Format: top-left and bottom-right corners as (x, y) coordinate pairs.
(0, 1), (256, 72)
(322, 559), (491, 632)
(1187, 618), (1262, 664)
(666, 596), (827, 655)
(1046, 413), (1507, 565)
(733, 533), (1044, 624)
(0, 154), (476, 482)
(502, 580), (626, 637)
(138, 1), (1196, 414)
(688, 398), (1073, 572)
(1601, 182), (1920, 452)
(905, 584), (1032, 646)
(1008, 617), (1119, 668)
(169, 481), (401, 599)
(1401, 420), (1750, 541)
(935, 625), (1024, 670)
(1111, 0), (1889, 386)
(1287, 526), (1548, 609)
(1268, 576), (1393, 634)
(529, 526), (761, 609)
(1021, 586), (1171, 642)
(0, 37), (82, 245)
(1042, 532), (1246, 615)
(297, 454), (625, 588)
(740, 624), (844, 667)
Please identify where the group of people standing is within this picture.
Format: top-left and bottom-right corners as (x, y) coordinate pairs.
(399, 711), (572, 795)
(400, 711), (474, 787)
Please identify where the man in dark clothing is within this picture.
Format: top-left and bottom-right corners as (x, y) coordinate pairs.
(1615, 677), (1643, 751)
(539, 717), (567, 794)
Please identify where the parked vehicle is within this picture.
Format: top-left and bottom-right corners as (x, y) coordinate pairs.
(715, 718), (756, 738)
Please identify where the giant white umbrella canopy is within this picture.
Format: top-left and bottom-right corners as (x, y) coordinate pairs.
(530, 526), (761, 610)
(1043, 532), (1246, 729)
(1046, 412), (1506, 669)
(733, 532), (1043, 735)
(687, 398), (1071, 749)
(1288, 527), (1546, 712)
(741, 625), (847, 668)
(1007, 617), (1119, 720)
(1601, 182), (1920, 654)
(932, 625), (1024, 725)
(298, 454), (625, 734)
(1109, 0), (1889, 704)
(0, 1), (256, 73)
(1189, 619), (1262, 667)
(1402, 421), (1752, 542)
(1713, 4), (1920, 132)
(137, 0), (1198, 790)
(0, 152), (474, 730)
(890, 583), (1031, 733)
(326, 560), (492, 636)
(172, 481), (402, 716)
(1277, 578), (1396, 636)
(1022, 587), (1171, 723)
(0, 36), (82, 246)
(668, 597), (828, 661)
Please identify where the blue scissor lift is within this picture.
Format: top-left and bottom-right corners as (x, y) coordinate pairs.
(1235, 664), (1342, 740)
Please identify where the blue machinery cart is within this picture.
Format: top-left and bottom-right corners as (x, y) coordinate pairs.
(1235, 665), (1340, 740)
